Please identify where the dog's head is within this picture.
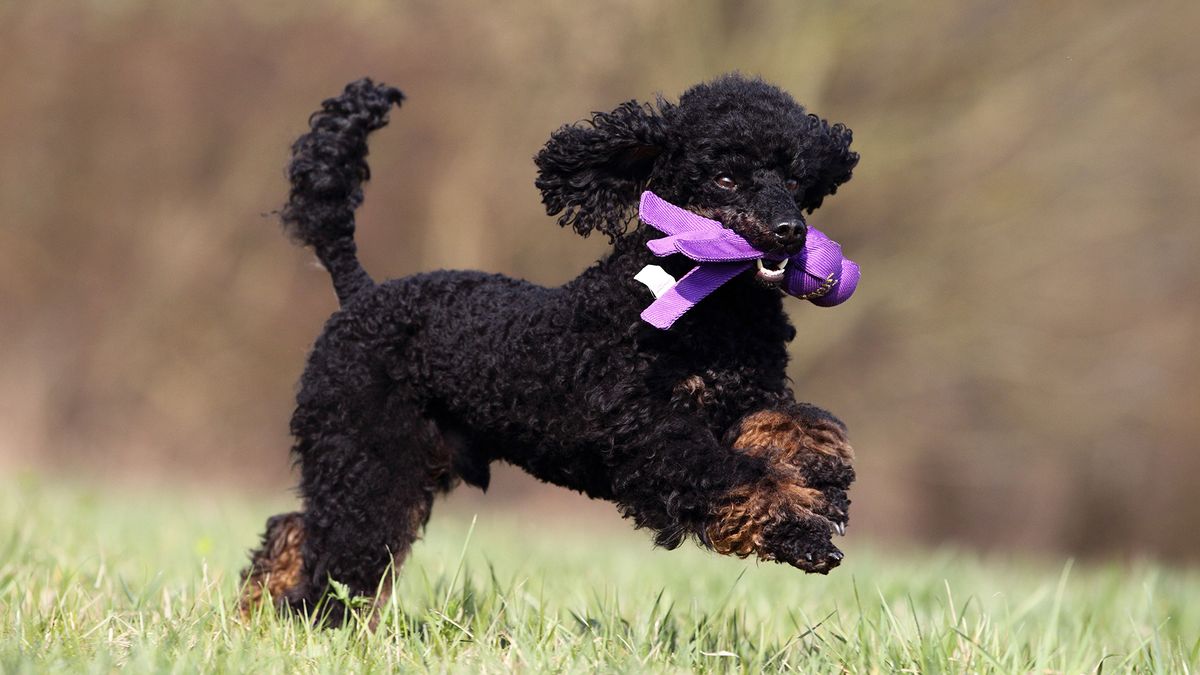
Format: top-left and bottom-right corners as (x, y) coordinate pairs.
(535, 74), (858, 255)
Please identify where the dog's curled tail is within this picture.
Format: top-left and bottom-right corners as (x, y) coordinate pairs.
(281, 78), (404, 306)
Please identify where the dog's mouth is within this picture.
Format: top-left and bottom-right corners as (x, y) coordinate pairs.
(754, 258), (788, 287)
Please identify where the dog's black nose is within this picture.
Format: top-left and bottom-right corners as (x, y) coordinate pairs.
(772, 220), (806, 248)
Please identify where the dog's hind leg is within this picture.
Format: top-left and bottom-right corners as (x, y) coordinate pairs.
(296, 425), (447, 626)
(241, 325), (455, 626)
(240, 426), (449, 626)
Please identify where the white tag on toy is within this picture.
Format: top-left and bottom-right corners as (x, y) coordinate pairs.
(634, 265), (676, 299)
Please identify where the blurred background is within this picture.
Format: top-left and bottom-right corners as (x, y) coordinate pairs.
(1, 0), (1197, 559)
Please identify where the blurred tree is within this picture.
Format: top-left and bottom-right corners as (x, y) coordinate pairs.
(1, 0), (1197, 558)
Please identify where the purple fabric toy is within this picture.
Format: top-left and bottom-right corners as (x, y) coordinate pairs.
(636, 191), (860, 329)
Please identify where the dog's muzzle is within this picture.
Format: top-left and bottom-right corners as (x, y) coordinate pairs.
(636, 191), (860, 329)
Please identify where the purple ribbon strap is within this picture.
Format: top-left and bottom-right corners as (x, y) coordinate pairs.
(637, 191), (859, 329)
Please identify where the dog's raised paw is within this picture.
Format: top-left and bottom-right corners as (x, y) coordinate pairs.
(705, 477), (848, 574)
(715, 406), (857, 573)
(765, 514), (847, 574)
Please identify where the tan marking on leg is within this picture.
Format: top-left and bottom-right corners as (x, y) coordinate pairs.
(706, 408), (854, 560)
(240, 512), (307, 617)
(733, 410), (854, 462)
(706, 481), (824, 559)
(368, 566), (396, 632)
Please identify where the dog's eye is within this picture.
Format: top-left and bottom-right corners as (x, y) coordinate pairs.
(784, 178), (800, 193)
(714, 175), (737, 190)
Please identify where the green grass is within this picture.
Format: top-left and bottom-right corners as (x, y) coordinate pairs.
(1, 474), (1197, 673)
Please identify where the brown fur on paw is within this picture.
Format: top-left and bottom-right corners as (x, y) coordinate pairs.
(706, 407), (856, 573)
(729, 409), (855, 494)
(240, 512), (308, 617)
(706, 479), (824, 558)
(731, 410), (854, 463)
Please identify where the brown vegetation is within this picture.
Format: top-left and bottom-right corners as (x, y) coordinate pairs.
(1, 0), (1197, 558)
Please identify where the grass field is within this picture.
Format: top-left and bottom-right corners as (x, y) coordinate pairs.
(1, 474), (1197, 673)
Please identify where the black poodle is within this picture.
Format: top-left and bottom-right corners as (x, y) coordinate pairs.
(241, 74), (860, 624)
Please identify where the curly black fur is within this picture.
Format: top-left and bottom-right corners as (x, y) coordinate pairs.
(534, 100), (669, 241)
(243, 74), (861, 624)
(281, 79), (404, 304)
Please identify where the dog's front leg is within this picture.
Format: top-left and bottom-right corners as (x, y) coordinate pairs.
(705, 403), (855, 573)
(609, 406), (853, 573)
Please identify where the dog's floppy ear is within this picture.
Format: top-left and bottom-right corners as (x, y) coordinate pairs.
(799, 118), (859, 213)
(534, 101), (668, 241)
